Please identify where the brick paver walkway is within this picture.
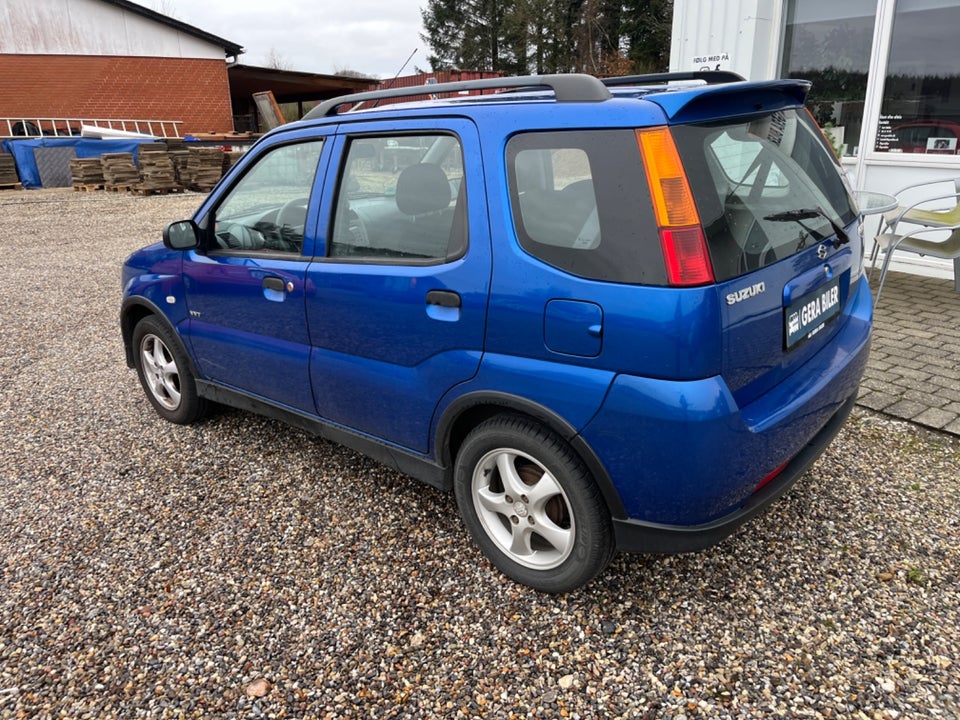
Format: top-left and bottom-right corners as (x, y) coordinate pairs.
(860, 270), (960, 435)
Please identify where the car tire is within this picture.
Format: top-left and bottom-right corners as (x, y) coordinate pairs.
(454, 414), (614, 593)
(132, 316), (207, 424)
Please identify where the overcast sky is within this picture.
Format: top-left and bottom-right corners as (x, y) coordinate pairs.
(155, 0), (431, 79)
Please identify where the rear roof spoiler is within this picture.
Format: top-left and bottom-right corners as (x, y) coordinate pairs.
(602, 70), (746, 87)
(642, 79), (812, 124)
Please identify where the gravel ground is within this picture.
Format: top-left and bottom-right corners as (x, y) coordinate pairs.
(0, 188), (958, 719)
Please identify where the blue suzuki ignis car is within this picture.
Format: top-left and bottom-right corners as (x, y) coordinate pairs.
(121, 72), (872, 592)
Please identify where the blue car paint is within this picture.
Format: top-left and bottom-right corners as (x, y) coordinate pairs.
(121, 243), (188, 329)
(433, 352), (616, 441)
(121, 76), (871, 551)
(180, 252), (314, 412)
(543, 299), (604, 357)
(170, 128), (336, 412)
(304, 122), (492, 454)
(643, 80), (812, 124)
(476, 139), (723, 381)
(719, 223), (862, 407)
(580, 276), (872, 524)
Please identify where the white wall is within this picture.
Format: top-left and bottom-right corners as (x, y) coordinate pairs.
(0, 0), (224, 59)
(670, 0), (783, 80)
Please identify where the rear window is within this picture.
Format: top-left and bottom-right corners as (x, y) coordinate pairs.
(673, 109), (857, 282)
(507, 130), (665, 285)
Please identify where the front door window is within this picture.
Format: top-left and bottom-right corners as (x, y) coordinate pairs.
(182, 138), (325, 411)
(213, 141), (324, 255)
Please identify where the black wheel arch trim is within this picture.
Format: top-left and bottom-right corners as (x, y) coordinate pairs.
(121, 298), (199, 378)
(434, 390), (627, 519)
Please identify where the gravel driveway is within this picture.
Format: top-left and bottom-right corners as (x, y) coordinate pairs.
(1, 188), (958, 719)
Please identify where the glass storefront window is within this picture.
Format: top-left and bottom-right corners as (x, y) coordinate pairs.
(781, 0), (878, 158)
(874, 0), (960, 155)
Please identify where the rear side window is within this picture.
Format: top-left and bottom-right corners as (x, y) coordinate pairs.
(674, 109), (857, 282)
(507, 130), (664, 285)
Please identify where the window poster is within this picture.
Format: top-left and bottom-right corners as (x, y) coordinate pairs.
(875, 115), (903, 153)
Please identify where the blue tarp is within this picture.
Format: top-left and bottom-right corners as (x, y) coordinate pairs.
(0, 137), (157, 189)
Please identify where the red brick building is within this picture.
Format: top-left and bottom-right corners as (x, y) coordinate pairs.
(0, 0), (243, 136)
(0, 1), (500, 140)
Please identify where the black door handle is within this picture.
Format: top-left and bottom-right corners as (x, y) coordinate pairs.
(426, 290), (461, 308)
(262, 276), (285, 292)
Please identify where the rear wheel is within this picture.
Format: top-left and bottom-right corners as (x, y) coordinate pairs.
(454, 415), (614, 593)
(132, 316), (207, 424)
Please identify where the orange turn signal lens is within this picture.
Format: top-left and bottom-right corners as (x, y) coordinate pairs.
(636, 127), (700, 227)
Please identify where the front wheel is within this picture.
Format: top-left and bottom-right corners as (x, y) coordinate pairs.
(132, 316), (207, 424)
(454, 415), (614, 593)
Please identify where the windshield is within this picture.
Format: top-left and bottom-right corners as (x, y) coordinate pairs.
(673, 109), (857, 282)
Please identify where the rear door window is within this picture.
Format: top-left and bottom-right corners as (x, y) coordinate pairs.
(674, 109), (856, 282)
(329, 134), (466, 263)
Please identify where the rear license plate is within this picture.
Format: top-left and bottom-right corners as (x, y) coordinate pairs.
(785, 277), (841, 350)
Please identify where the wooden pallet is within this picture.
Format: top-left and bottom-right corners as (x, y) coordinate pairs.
(0, 182), (23, 191)
(130, 185), (186, 196)
(104, 184), (133, 193)
(73, 183), (103, 192)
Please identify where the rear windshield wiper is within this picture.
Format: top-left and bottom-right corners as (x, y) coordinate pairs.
(764, 208), (849, 248)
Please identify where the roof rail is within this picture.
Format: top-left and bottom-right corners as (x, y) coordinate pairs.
(602, 71), (745, 87)
(304, 73), (612, 119)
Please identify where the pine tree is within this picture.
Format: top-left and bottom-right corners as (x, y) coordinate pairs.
(421, 0), (465, 70)
(421, 0), (673, 76)
(523, 0), (582, 74)
(622, 0), (673, 73)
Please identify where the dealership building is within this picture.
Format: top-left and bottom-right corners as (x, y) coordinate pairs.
(671, 0), (960, 279)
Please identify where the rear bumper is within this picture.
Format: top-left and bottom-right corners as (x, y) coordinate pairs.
(611, 393), (855, 553)
(579, 276), (872, 551)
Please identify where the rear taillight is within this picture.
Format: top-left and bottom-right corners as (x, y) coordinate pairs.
(660, 227), (713, 286)
(636, 127), (714, 286)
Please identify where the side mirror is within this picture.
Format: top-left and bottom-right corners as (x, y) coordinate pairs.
(163, 220), (200, 250)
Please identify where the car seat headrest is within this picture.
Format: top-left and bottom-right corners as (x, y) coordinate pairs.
(396, 163), (451, 216)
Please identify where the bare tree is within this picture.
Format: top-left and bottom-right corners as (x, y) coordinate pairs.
(265, 48), (290, 70)
(150, 0), (179, 19)
(334, 66), (375, 79)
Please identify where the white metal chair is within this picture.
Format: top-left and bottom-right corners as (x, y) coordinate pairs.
(869, 185), (960, 307)
(871, 219), (960, 307)
(869, 180), (960, 273)
(880, 176), (960, 232)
